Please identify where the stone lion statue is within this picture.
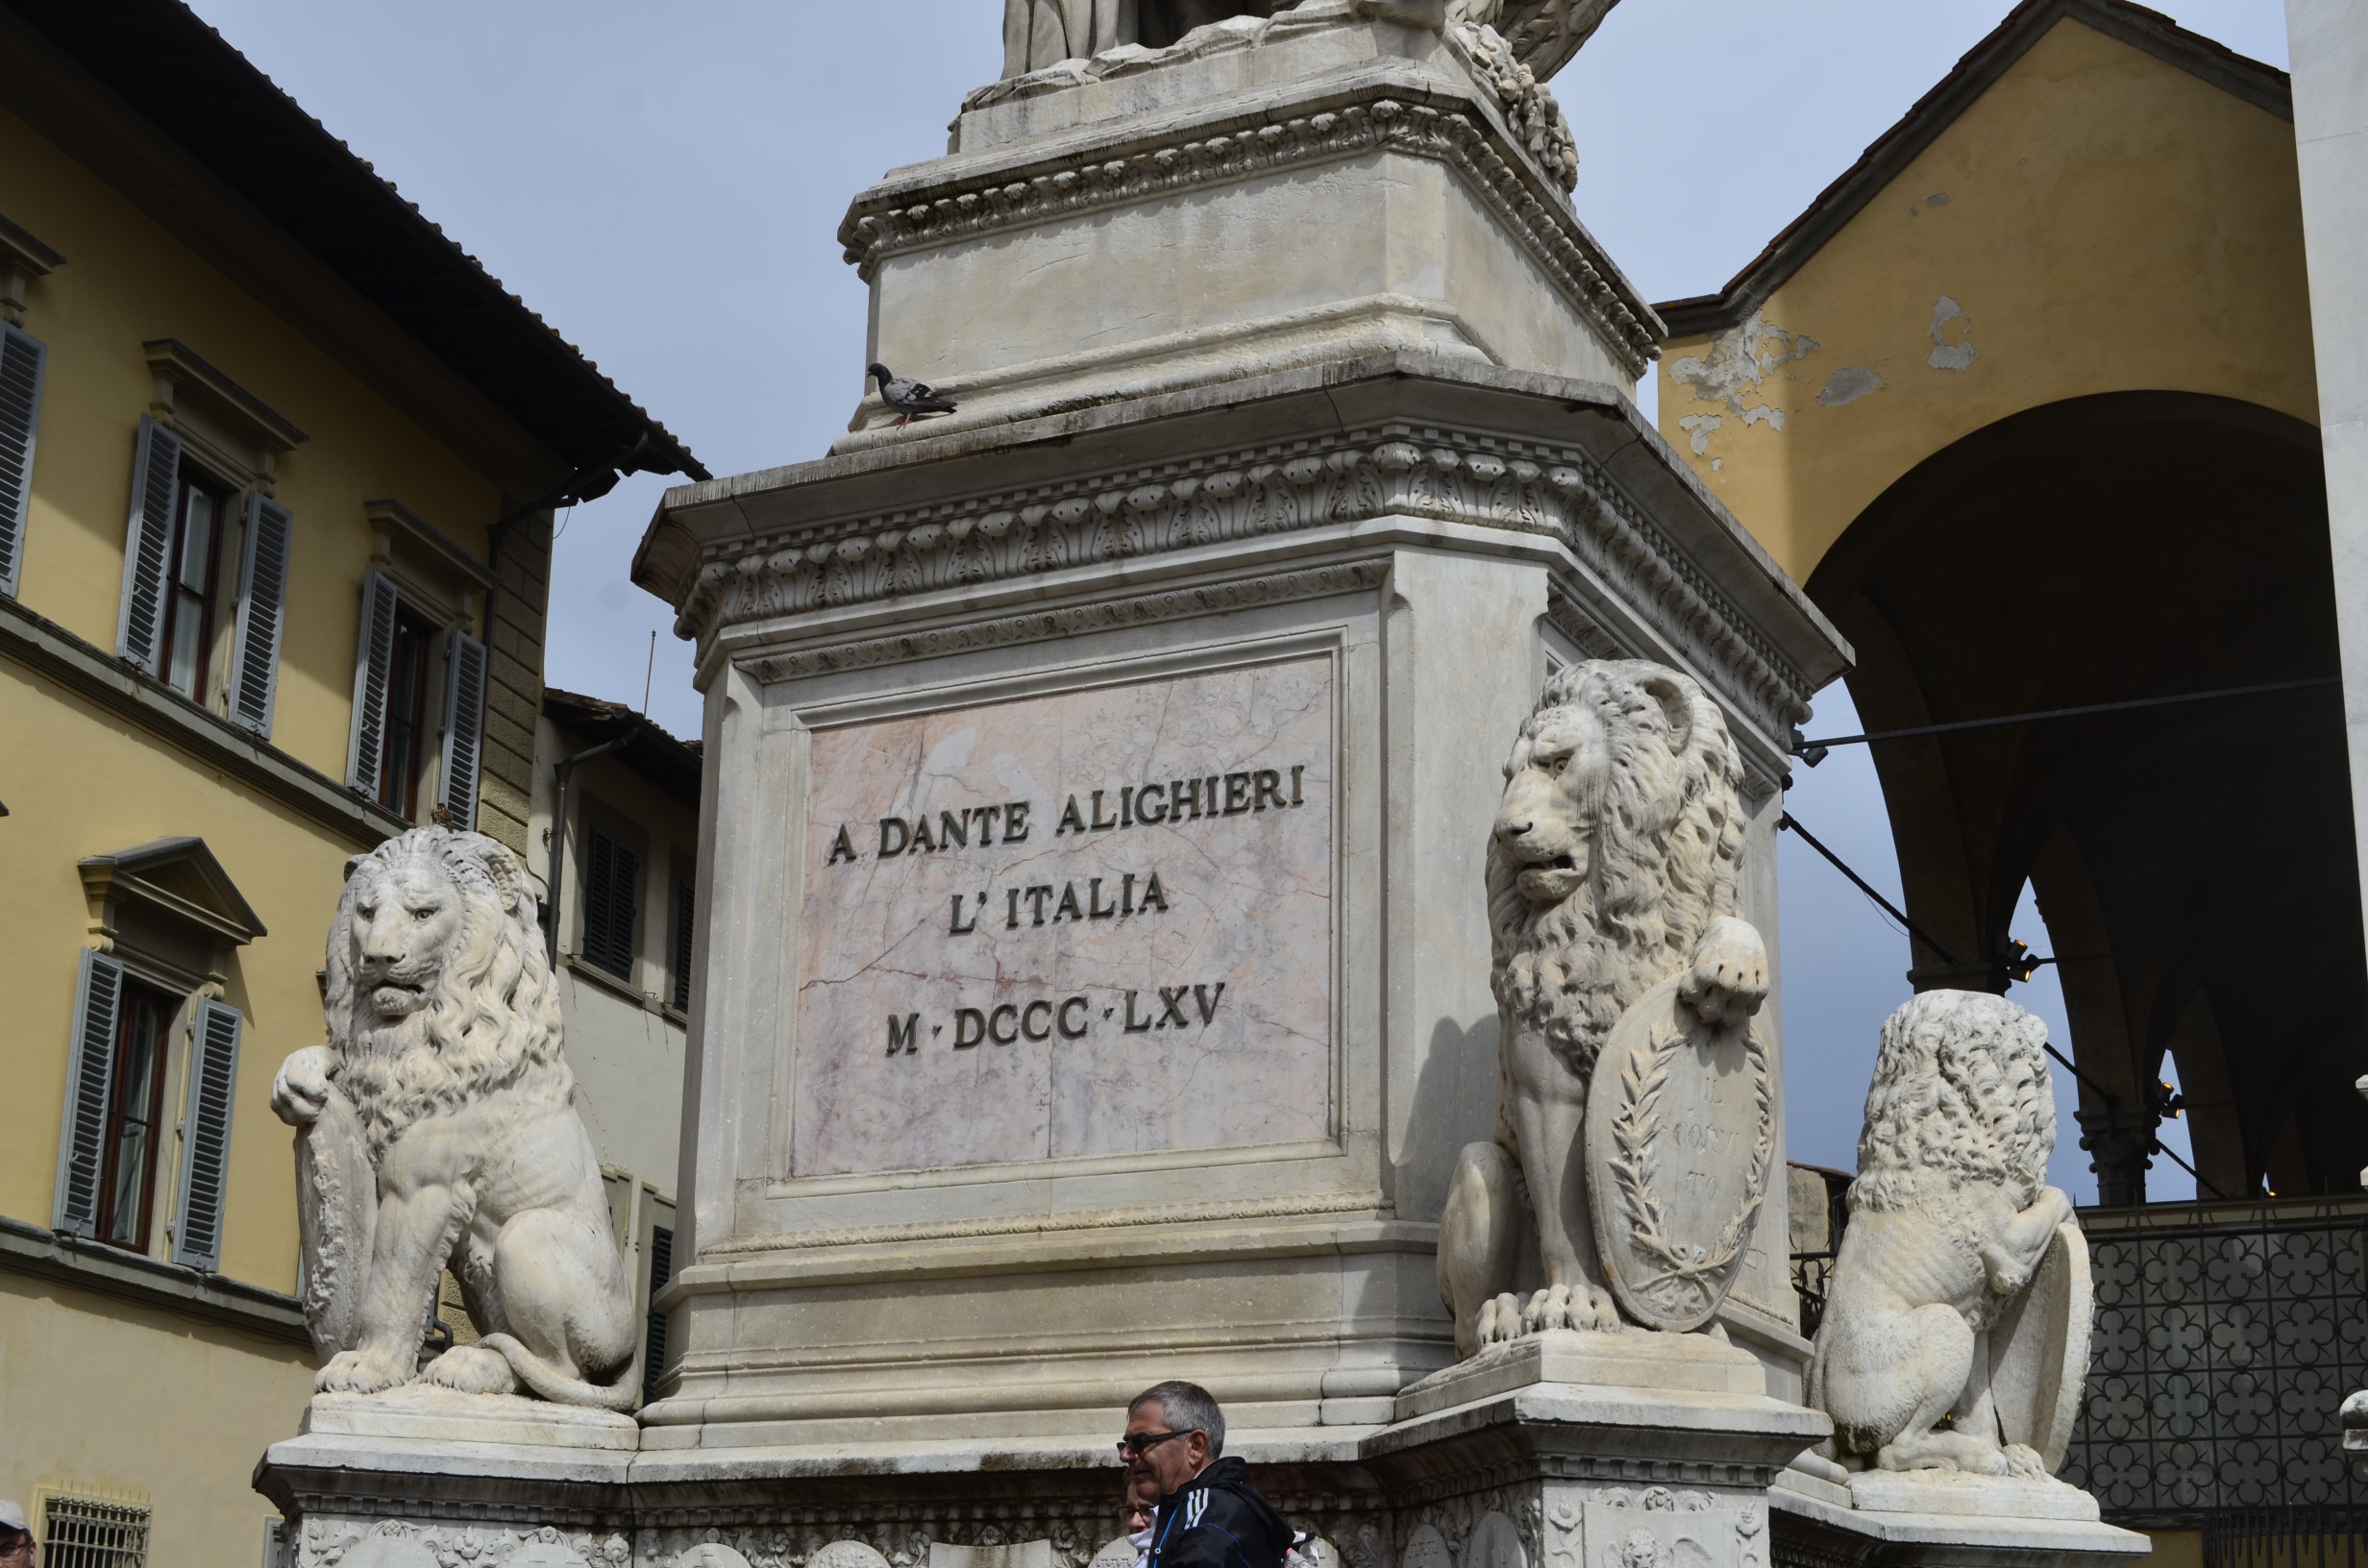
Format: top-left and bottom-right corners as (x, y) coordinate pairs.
(1809, 991), (2077, 1475)
(1438, 660), (1768, 1353)
(271, 828), (639, 1409)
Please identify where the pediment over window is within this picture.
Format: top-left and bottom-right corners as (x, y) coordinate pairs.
(143, 337), (308, 496)
(81, 838), (265, 988)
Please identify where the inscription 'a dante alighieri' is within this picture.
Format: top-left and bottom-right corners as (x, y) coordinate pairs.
(792, 658), (1334, 1179)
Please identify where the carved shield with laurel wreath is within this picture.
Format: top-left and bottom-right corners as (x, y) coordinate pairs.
(1585, 973), (1775, 1332)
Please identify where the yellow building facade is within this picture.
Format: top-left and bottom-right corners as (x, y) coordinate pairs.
(0, 5), (699, 1565)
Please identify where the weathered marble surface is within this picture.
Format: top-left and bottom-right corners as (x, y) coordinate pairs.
(793, 657), (1333, 1177)
(1437, 661), (1772, 1352)
(1807, 991), (2091, 1505)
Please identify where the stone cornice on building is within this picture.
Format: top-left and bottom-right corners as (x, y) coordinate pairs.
(839, 92), (1659, 380)
(641, 356), (1848, 751)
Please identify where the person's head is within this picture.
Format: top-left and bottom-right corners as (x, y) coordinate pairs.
(1121, 1381), (1225, 1496)
(0, 1501), (33, 1568)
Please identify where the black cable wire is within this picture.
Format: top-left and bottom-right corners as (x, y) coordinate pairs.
(1790, 675), (2337, 763)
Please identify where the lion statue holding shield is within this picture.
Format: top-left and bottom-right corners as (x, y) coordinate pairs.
(271, 828), (639, 1409)
(1438, 660), (1769, 1355)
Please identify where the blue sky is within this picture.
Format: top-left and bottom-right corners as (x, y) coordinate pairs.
(185, 0), (2293, 1197)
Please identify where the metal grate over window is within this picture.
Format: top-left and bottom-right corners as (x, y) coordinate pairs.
(2063, 1203), (2368, 1529)
(43, 1491), (151, 1568)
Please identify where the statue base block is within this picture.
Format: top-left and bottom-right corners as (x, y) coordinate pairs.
(1843, 1470), (2102, 1523)
(1394, 1330), (1768, 1419)
(303, 1389), (641, 1451)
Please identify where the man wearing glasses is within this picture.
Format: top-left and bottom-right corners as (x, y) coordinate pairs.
(1120, 1381), (1292, 1568)
(0, 1500), (34, 1568)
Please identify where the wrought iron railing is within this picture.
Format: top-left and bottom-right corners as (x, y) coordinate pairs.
(2063, 1198), (2368, 1531)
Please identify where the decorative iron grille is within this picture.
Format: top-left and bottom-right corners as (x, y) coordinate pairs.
(2063, 1200), (2368, 1529)
(41, 1492), (150, 1568)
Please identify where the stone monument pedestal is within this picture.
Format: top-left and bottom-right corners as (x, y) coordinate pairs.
(258, 1346), (2147, 1568)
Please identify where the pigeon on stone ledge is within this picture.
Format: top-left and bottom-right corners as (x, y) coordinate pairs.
(868, 362), (958, 427)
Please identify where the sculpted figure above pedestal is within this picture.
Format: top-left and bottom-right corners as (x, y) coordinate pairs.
(1438, 661), (1774, 1355)
(270, 828), (640, 1411)
(1809, 992), (2094, 1505)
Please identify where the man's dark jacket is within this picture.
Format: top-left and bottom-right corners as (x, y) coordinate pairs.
(1147, 1457), (1292, 1568)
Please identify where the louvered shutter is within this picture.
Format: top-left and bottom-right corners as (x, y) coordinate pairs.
(581, 826), (639, 979)
(345, 569), (399, 793)
(435, 628), (488, 831)
(116, 416), (182, 674)
(54, 950), (124, 1238)
(172, 998), (242, 1270)
(671, 879), (696, 1013)
(0, 321), (48, 597)
(641, 1223), (674, 1405)
(227, 494), (293, 737)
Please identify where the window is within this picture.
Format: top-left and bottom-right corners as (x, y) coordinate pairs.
(671, 878), (696, 1014)
(42, 1490), (150, 1568)
(378, 604), (436, 818)
(345, 566), (486, 828)
(159, 471), (231, 702)
(113, 414), (294, 732)
(98, 980), (174, 1252)
(580, 825), (639, 981)
(55, 939), (246, 1270)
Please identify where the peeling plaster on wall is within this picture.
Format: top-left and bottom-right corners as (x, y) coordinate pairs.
(1927, 192), (1951, 205)
(1928, 295), (1978, 370)
(1817, 366), (1886, 405)
(1678, 412), (1723, 454)
(1667, 311), (1819, 435)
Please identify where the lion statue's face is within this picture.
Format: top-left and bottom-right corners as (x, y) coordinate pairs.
(1488, 660), (1747, 1073)
(324, 827), (565, 1153)
(343, 855), (466, 1023)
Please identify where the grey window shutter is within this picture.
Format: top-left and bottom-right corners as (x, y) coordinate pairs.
(173, 998), (242, 1271)
(228, 494), (294, 737)
(582, 826), (639, 980)
(642, 1223), (674, 1405)
(436, 627), (488, 831)
(116, 415), (182, 675)
(672, 879), (696, 1014)
(345, 569), (399, 792)
(0, 321), (48, 598)
(55, 949), (124, 1238)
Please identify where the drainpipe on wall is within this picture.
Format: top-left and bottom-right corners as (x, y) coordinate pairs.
(546, 734), (634, 970)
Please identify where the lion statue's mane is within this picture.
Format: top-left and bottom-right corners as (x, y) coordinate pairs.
(1486, 660), (1747, 1080)
(324, 830), (570, 1157)
(1849, 990), (2055, 1219)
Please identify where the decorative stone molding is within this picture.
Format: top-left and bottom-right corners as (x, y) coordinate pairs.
(837, 98), (1655, 378)
(745, 560), (1391, 684)
(703, 1187), (1389, 1258)
(143, 337), (308, 495)
(302, 1521), (624, 1568)
(688, 429), (1813, 742)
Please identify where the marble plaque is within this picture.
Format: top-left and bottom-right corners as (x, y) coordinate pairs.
(792, 657), (1333, 1177)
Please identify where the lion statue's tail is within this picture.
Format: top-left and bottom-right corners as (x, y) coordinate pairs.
(476, 1333), (641, 1412)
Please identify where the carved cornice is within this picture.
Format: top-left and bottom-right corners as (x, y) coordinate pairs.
(688, 429), (1813, 740)
(702, 1186), (1390, 1258)
(838, 97), (1657, 379)
(745, 560), (1391, 684)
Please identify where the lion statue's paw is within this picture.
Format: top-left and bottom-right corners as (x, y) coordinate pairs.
(1519, 1282), (1623, 1335)
(1678, 916), (1769, 1028)
(420, 1344), (520, 1397)
(271, 1044), (334, 1127)
(2002, 1443), (2047, 1480)
(316, 1346), (415, 1395)
(1475, 1293), (1525, 1347)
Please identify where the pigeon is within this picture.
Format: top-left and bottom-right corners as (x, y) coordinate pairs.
(868, 362), (958, 427)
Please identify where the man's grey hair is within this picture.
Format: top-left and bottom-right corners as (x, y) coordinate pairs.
(1130, 1380), (1225, 1458)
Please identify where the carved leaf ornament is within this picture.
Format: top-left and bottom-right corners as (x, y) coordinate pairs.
(1587, 975), (1774, 1331)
